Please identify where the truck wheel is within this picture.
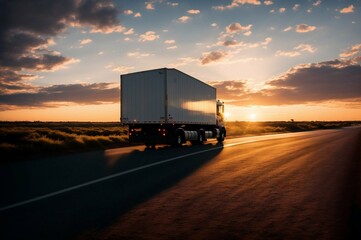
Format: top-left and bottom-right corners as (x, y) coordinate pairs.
(217, 131), (225, 142)
(171, 132), (183, 147)
(176, 134), (182, 146)
(198, 132), (204, 144)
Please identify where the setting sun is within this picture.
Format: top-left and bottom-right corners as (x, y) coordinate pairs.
(249, 113), (257, 121)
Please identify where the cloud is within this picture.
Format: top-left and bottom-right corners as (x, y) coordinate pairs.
(283, 26), (293, 32)
(0, 83), (119, 109)
(79, 38), (92, 45)
(164, 39), (177, 49)
(276, 44), (316, 57)
(168, 57), (198, 68)
(124, 28), (134, 35)
(108, 65), (134, 73)
(294, 44), (316, 53)
(296, 24), (317, 33)
(213, 0), (261, 10)
(167, 2), (179, 7)
(127, 51), (152, 58)
(339, 5), (354, 14)
(124, 10), (133, 15)
(0, 0), (121, 96)
(178, 16), (191, 23)
(89, 25), (125, 34)
(276, 50), (301, 57)
(340, 44), (361, 58)
(292, 4), (300, 11)
(164, 40), (176, 44)
(134, 12), (142, 17)
(138, 31), (159, 42)
(264, 1), (273, 5)
(212, 59), (361, 106)
(218, 37), (272, 49)
(209, 80), (248, 100)
(166, 46), (178, 50)
(222, 23), (253, 37)
(203, 37), (270, 66)
(279, 8), (286, 13)
(313, 0), (321, 7)
(187, 9), (200, 14)
(200, 51), (228, 65)
(261, 37), (272, 46)
(211, 23), (218, 28)
(226, 23), (252, 33)
(145, 2), (155, 10)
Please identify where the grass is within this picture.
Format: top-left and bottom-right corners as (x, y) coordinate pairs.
(0, 122), (128, 162)
(0, 121), (359, 162)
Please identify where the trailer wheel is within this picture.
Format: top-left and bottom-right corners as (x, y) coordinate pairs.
(172, 130), (183, 147)
(198, 132), (204, 144)
(191, 131), (204, 145)
(176, 134), (182, 146)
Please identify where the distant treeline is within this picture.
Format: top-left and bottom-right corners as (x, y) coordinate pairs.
(1, 121), (360, 162)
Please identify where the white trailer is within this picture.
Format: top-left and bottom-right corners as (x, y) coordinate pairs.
(121, 68), (226, 147)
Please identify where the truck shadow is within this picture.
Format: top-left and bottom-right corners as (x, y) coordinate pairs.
(74, 143), (224, 238)
(1, 143), (224, 239)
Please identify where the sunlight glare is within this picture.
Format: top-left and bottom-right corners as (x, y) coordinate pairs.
(249, 113), (257, 121)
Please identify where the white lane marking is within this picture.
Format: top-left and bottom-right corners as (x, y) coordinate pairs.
(0, 131), (317, 212)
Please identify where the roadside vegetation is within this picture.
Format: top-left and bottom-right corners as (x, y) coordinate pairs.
(0, 122), (128, 162)
(1, 121), (359, 162)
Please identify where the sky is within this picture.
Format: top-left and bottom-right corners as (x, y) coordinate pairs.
(0, 0), (360, 122)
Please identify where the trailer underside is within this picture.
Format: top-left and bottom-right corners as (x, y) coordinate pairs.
(128, 124), (226, 147)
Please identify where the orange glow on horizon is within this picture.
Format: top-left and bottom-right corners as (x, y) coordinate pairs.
(0, 103), (120, 122)
(1, 103), (361, 122)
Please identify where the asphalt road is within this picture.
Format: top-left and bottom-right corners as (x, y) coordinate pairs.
(1, 128), (360, 239)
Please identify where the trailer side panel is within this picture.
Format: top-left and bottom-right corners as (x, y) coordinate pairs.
(166, 69), (216, 125)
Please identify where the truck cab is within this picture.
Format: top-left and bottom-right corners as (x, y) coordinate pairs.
(216, 100), (226, 142)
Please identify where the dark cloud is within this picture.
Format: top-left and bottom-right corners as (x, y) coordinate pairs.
(1, 0), (119, 35)
(0, 0), (120, 99)
(210, 80), (248, 99)
(212, 59), (361, 106)
(0, 83), (119, 109)
(200, 51), (228, 65)
(77, 0), (119, 30)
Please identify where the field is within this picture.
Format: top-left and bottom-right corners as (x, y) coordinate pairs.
(1, 121), (359, 162)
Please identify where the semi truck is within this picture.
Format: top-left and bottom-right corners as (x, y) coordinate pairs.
(120, 68), (226, 147)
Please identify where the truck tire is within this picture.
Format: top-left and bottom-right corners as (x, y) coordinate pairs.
(191, 131), (204, 145)
(198, 131), (204, 144)
(172, 129), (184, 147)
(176, 134), (182, 146)
(217, 129), (225, 142)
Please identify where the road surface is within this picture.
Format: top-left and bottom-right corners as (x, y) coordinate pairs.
(1, 128), (360, 239)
